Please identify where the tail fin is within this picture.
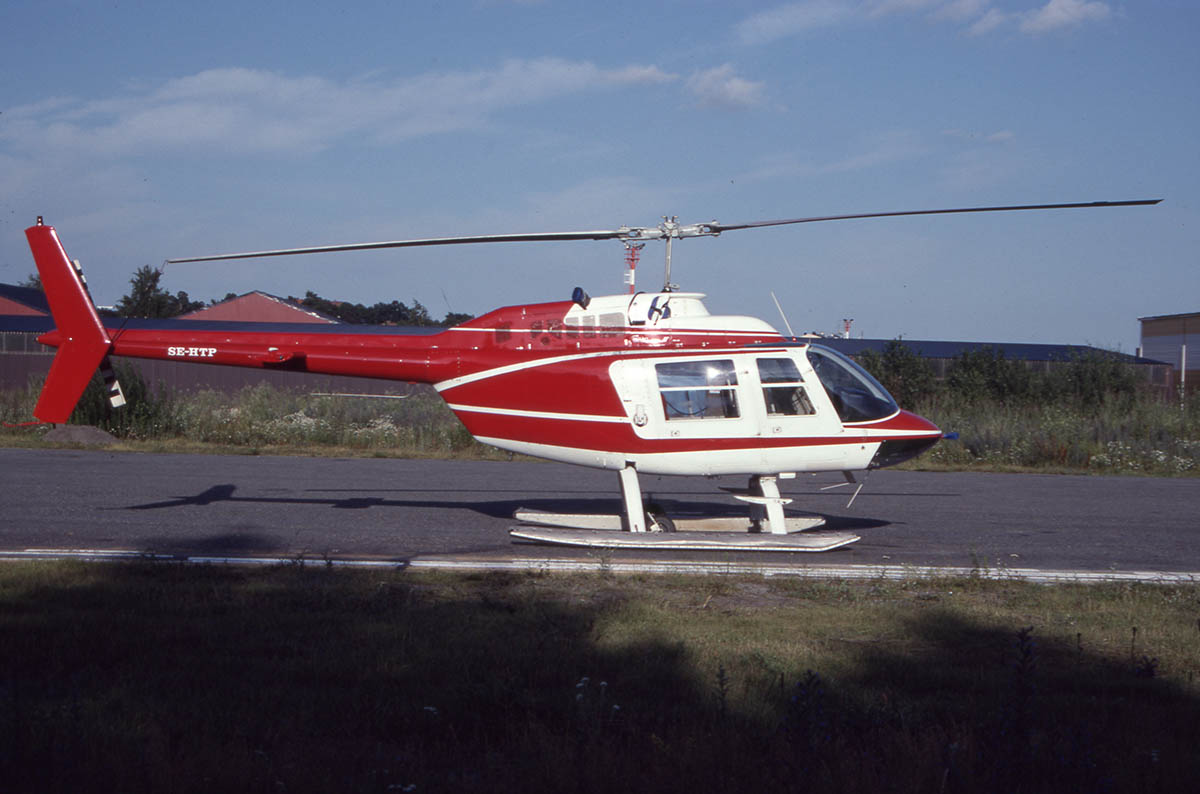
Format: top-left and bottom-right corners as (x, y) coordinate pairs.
(26, 220), (113, 423)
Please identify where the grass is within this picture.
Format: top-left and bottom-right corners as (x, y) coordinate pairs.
(912, 394), (1200, 475)
(857, 344), (1200, 476)
(3, 363), (1198, 474)
(1, 376), (509, 460)
(2, 563), (1198, 792)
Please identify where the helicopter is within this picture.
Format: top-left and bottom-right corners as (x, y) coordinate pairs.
(24, 198), (1159, 551)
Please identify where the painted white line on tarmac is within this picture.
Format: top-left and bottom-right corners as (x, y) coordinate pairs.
(2, 548), (1197, 585)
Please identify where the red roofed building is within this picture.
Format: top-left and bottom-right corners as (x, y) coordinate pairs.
(1, 283), (54, 388)
(179, 291), (339, 324)
(0, 295), (47, 316)
(0, 284), (51, 318)
(1, 284), (402, 397)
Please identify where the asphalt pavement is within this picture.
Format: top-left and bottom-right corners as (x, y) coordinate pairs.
(3, 448), (1198, 575)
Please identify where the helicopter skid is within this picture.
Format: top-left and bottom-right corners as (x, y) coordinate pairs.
(510, 509), (851, 551)
(512, 508), (826, 533)
(508, 526), (858, 552)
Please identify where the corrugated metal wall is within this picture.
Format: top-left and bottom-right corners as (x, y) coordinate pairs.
(1140, 314), (1197, 395)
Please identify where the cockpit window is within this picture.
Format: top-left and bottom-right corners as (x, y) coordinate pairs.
(756, 358), (815, 416)
(806, 345), (898, 423)
(656, 359), (740, 420)
(757, 357), (801, 384)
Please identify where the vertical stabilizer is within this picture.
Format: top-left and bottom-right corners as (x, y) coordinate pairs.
(26, 220), (113, 423)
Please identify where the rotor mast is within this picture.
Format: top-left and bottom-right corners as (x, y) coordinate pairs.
(618, 216), (721, 292)
(662, 217), (677, 291)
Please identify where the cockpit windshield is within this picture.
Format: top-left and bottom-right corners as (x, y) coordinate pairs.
(806, 345), (899, 423)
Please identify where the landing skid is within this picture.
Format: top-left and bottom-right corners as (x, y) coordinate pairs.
(509, 526), (859, 552)
(513, 509), (827, 533)
(507, 467), (859, 552)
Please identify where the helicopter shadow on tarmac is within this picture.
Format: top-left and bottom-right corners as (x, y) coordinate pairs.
(115, 482), (894, 532)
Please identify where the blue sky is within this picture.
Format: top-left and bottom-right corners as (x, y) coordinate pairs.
(1, 0), (1194, 350)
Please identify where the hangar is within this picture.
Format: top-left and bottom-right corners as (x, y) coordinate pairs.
(1139, 311), (1198, 396)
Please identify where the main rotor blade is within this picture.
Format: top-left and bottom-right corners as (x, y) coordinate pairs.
(166, 229), (629, 263)
(706, 199), (1161, 234)
(166, 198), (1160, 263)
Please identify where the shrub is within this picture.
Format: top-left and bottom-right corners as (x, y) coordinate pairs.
(855, 340), (940, 408)
(1046, 350), (1142, 410)
(944, 346), (1035, 404)
(69, 360), (183, 438)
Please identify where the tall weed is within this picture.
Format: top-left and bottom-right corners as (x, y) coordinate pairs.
(5, 347), (1197, 473)
(856, 347), (1199, 475)
(4, 372), (487, 456)
(69, 360), (186, 438)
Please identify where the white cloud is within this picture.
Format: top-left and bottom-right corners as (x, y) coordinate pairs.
(822, 130), (927, 173)
(734, 0), (1113, 42)
(739, 130), (926, 184)
(968, 7), (1010, 35)
(935, 128), (1026, 190)
(936, 147), (1023, 190)
(867, 0), (941, 17)
(1020, 0), (1110, 34)
(942, 128), (1016, 143)
(0, 59), (678, 159)
(932, 0), (989, 23)
(735, 1), (855, 45)
(686, 65), (767, 109)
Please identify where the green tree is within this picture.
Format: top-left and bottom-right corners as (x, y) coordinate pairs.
(1048, 351), (1142, 409)
(297, 290), (470, 326)
(855, 340), (938, 408)
(115, 265), (205, 318)
(945, 347), (1035, 404)
(442, 311), (474, 326)
(18, 272), (43, 291)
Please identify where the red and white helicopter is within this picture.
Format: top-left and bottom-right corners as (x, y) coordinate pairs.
(24, 199), (1158, 551)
